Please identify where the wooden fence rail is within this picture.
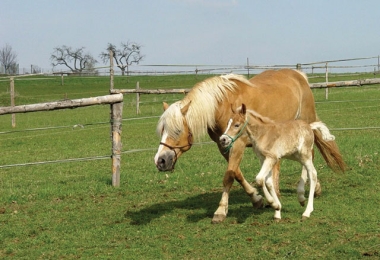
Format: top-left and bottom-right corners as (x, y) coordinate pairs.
(0, 94), (123, 115)
(0, 93), (124, 187)
(309, 78), (380, 88)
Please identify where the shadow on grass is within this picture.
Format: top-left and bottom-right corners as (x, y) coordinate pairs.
(124, 189), (269, 225)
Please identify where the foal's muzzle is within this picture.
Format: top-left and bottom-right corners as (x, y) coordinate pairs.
(219, 134), (232, 148)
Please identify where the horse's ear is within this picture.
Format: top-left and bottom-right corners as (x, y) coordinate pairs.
(163, 102), (169, 111)
(240, 103), (247, 116)
(181, 101), (191, 115)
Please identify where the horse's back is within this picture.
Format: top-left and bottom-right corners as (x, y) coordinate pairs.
(247, 69), (317, 123)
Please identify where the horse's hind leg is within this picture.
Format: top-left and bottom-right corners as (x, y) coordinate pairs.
(272, 161), (281, 197)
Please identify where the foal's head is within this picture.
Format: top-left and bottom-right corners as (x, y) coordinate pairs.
(219, 104), (248, 151)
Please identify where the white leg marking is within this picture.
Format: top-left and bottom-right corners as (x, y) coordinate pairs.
(297, 166), (307, 205)
(302, 160), (317, 218)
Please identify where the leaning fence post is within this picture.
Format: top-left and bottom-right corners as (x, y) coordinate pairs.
(136, 81), (140, 114)
(10, 77), (16, 128)
(111, 101), (123, 187)
(61, 73), (64, 86)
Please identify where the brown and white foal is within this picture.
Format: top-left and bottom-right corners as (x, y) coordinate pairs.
(219, 104), (335, 220)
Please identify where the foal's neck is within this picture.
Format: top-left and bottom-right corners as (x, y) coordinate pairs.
(245, 113), (274, 141)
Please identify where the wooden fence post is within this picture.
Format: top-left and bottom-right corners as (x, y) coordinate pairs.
(110, 49), (114, 91)
(136, 81), (140, 114)
(111, 101), (123, 187)
(325, 62), (329, 99)
(10, 77), (16, 128)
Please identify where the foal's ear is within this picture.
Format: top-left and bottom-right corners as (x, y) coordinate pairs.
(163, 102), (170, 111)
(181, 101), (191, 115)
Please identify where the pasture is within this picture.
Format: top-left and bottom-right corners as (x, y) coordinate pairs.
(0, 73), (379, 258)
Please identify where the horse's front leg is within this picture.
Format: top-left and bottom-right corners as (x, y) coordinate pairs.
(212, 139), (263, 224)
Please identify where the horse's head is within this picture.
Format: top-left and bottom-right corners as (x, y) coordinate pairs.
(219, 103), (248, 150)
(154, 101), (193, 171)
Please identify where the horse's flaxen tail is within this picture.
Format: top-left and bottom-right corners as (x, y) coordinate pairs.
(311, 122), (347, 172)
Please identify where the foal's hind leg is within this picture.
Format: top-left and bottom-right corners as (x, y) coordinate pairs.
(302, 159), (318, 220)
(297, 166), (307, 206)
(311, 148), (322, 197)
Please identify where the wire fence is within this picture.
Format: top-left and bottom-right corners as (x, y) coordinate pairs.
(1, 55), (380, 170)
(0, 95), (379, 169)
(2, 55), (379, 78)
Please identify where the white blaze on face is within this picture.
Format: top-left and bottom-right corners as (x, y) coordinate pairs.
(154, 131), (168, 165)
(223, 118), (233, 135)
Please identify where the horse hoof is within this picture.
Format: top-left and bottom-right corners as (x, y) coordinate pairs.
(211, 214), (226, 224)
(314, 182), (322, 197)
(252, 197), (265, 209)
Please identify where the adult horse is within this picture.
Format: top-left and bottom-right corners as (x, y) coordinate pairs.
(154, 69), (346, 223)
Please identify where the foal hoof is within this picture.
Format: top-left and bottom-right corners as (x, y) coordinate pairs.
(274, 218), (281, 223)
(211, 214), (226, 224)
(301, 215), (309, 221)
(299, 200), (305, 207)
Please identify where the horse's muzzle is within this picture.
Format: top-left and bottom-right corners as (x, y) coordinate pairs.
(155, 150), (176, 171)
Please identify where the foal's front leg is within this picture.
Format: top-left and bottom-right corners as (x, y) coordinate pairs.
(256, 156), (278, 206)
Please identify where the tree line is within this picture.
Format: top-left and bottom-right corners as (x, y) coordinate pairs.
(0, 41), (144, 76)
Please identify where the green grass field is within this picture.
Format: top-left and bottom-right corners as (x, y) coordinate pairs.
(0, 73), (379, 259)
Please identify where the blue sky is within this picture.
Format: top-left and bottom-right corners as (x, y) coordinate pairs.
(1, 0), (380, 70)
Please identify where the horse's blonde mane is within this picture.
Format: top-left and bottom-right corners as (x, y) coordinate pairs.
(246, 108), (275, 125)
(157, 74), (254, 141)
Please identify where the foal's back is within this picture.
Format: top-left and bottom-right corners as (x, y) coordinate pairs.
(248, 113), (315, 161)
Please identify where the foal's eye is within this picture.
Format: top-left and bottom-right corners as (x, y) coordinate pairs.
(234, 123), (240, 128)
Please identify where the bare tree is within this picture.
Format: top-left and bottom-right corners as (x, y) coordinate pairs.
(51, 45), (97, 74)
(0, 44), (18, 74)
(100, 42), (144, 76)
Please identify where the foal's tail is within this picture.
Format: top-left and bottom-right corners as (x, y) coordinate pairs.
(310, 122), (335, 141)
(311, 121), (347, 172)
